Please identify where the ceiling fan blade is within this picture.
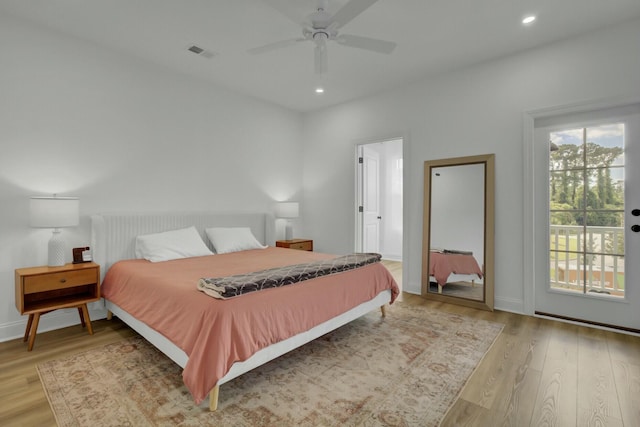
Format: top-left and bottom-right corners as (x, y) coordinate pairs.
(335, 34), (396, 54)
(314, 44), (328, 74)
(329, 0), (379, 29)
(262, 0), (309, 25)
(248, 37), (306, 55)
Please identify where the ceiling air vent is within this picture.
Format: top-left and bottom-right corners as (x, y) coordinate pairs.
(187, 45), (216, 59)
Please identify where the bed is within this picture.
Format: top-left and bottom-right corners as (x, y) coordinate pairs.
(91, 212), (399, 411)
(429, 250), (483, 293)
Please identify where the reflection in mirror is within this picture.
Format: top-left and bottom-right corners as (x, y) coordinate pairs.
(429, 164), (485, 300)
(422, 154), (494, 311)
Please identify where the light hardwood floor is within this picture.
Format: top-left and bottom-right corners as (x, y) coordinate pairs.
(1, 290), (640, 426)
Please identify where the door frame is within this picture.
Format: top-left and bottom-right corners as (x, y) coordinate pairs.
(523, 95), (640, 327)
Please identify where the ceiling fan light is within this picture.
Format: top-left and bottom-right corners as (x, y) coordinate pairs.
(315, 87), (324, 94)
(522, 15), (536, 24)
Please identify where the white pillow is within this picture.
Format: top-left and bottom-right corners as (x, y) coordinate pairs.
(205, 227), (267, 254)
(135, 226), (213, 262)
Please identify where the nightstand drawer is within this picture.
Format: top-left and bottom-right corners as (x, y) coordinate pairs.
(276, 239), (313, 251)
(288, 241), (312, 251)
(23, 269), (97, 294)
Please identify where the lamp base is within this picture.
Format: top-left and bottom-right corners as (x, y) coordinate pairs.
(48, 230), (66, 267)
(285, 220), (294, 241)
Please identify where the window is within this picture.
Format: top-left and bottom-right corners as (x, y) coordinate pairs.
(548, 123), (625, 297)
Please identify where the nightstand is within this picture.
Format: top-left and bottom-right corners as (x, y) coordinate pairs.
(276, 239), (313, 251)
(15, 262), (100, 351)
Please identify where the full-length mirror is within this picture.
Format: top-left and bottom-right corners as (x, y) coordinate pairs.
(422, 154), (495, 311)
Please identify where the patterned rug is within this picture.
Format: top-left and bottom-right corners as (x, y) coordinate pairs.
(37, 302), (503, 426)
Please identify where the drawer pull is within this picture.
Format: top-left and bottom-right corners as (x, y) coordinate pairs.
(60, 278), (67, 283)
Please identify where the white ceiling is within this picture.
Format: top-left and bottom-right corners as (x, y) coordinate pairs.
(3, 0), (640, 112)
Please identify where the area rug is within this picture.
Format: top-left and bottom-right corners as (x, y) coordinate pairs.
(37, 302), (503, 427)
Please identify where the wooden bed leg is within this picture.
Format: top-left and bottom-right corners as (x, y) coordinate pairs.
(438, 284), (443, 294)
(106, 310), (113, 320)
(380, 305), (386, 318)
(471, 279), (476, 287)
(209, 385), (220, 411)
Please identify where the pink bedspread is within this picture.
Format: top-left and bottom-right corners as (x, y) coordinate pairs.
(429, 252), (483, 286)
(101, 247), (399, 404)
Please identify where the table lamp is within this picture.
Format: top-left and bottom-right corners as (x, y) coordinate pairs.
(275, 202), (299, 240)
(30, 196), (79, 267)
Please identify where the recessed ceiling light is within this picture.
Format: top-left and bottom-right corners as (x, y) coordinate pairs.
(315, 87), (324, 94)
(522, 15), (536, 25)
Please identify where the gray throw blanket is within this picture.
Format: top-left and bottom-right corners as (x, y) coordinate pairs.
(197, 253), (381, 300)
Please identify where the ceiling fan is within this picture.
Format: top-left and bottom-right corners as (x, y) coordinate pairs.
(249, 0), (396, 74)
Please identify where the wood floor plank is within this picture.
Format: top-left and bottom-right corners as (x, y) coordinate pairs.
(611, 358), (640, 427)
(577, 334), (623, 426)
(459, 327), (538, 412)
(475, 334), (543, 427)
(459, 309), (551, 426)
(607, 327), (640, 427)
(440, 397), (489, 426)
(607, 331), (640, 365)
(496, 364), (542, 427)
(457, 331), (513, 409)
(530, 324), (579, 426)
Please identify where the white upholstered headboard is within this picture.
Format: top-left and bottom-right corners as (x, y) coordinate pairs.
(91, 212), (270, 280)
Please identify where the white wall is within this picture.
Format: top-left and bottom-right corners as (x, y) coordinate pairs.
(0, 15), (303, 341)
(301, 19), (640, 312)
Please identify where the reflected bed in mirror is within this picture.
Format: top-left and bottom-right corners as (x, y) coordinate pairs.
(422, 154), (495, 311)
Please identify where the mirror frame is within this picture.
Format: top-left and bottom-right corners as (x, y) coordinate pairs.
(421, 154), (495, 311)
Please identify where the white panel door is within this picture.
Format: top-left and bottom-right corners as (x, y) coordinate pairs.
(362, 147), (380, 253)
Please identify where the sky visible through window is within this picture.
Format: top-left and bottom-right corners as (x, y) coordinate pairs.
(550, 123), (624, 179)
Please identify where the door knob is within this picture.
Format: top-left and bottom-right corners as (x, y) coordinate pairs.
(632, 225), (640, 233)
(632, 209), (640, 217)
(377, 216), (382, 220)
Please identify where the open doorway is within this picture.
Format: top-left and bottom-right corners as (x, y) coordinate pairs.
(356, 138), (403, 289)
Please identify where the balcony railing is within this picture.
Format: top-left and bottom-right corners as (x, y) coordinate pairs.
(550, 225), (625, 297)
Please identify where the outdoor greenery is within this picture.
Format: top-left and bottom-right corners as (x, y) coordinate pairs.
(549, 142), (624, 228)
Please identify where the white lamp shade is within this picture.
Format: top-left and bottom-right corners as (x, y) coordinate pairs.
(30, 197), (79, 228)
(275, 202), (299, 219)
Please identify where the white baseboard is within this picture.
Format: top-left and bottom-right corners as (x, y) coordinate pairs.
(494, 296), (525, 314)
